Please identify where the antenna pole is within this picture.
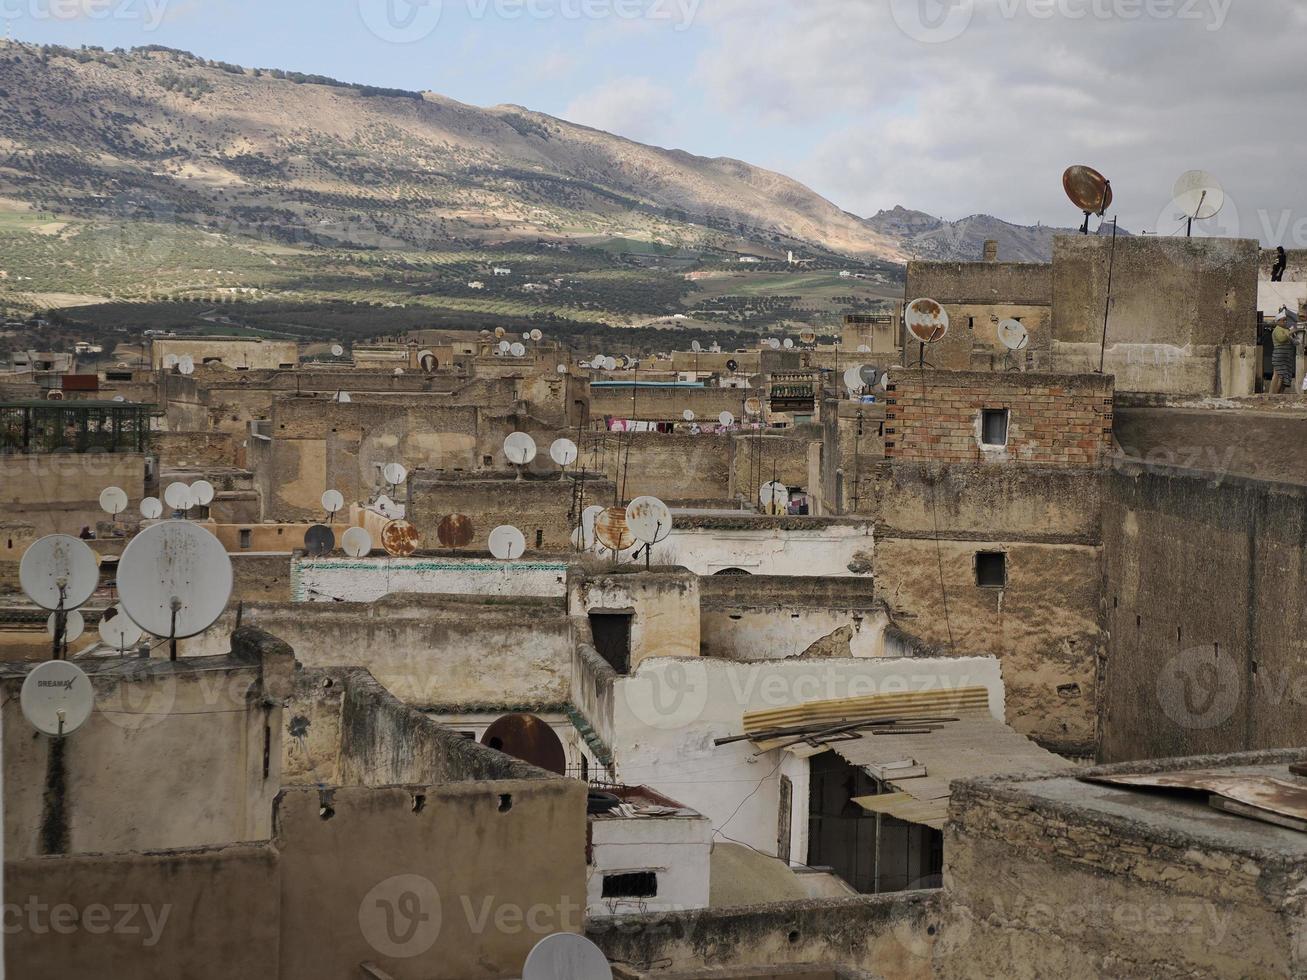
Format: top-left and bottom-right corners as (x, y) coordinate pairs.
(52, 584), (67, 661)
(1098, 218), (1119, 374)
(169, 598), (180, 662)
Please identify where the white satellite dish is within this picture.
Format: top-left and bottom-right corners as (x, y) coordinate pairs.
(1173, 170), (1225, 231)
(760, 480), (790, 514)
(522, 332), (532, 341)
(997, 319), (1031, 352)
(549, 438), (578, 467)
(374, 494), (398, 518)
(335, 391), (352, 403)
(530, 329), (543, 342)
(556, 364), (568, 374)
(139, 497), (163, 520)
(178, 355), (195, 375)
(47, 609), (85, 643)
(602, 356), (617, 371)
(342, 526), (373, 558)
(112, 395), (126, 402)
(843, 365), (865, 391)
(19, 535), (99, 611)
(164, 482), (193, 511)
(857, 344), (872, 354)
(117, 522), (233, 640)
(522, 933), (612, 980)
(499, 341), (512, 354)
(582, 505), (604, 537)
(504, 432), (538, 465)
(626, 496), (673, 545)
(163, 353), (179, 368)
(783, 338), (794, 349)
(331, 344), (344, 357)
(718, 411), (735, 427)
(321, 489), (345, 515)
(393, 367), (404, 376)
(383, 463), (408, 487)
(99, 486), (128, 516)
(691, 341), (702, 353)
(510, 342), (527, 357)
(190, 480), (215, 506)
(21, 661), (94, 737)
(683, 409), (695, 422)
(488, 525), (526, 560)
(98, 606), (143, 651)
(768, 338), (781, 350)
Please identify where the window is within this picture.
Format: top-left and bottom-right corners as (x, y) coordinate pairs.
(590, 612), (633, 674)
(976, 552), (1007, 589)
(535, 529), (544, 549)
(980, 409), (1009, 447)
(239, 529), (252, 549)
(106, 371), (132, 381)
(601, 872), (657, 899)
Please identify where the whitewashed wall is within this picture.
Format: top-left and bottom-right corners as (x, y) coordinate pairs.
(650, 524), (874, 577)
(291, 556), (569, 602)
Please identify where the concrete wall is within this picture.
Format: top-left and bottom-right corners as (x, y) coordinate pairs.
(590, 383), (753, 423)
(570, 569), (701, 670)
(652, 520), (875, 577)
(588, 808), (712, 916)
(151, 337), (299, 370)
(276, 780), (588, 980)
(291, 554), (571, 602)
(590, 431), (737, 503)
(0, 453), (146, 534)
(1101, 461), (1307, 763)
(588, 894), (940, 980)
(702, 603), (890, 661)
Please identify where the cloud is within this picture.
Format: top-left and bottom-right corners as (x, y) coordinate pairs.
(563, 76), (677, 146)
(686, 0), (1307, 241)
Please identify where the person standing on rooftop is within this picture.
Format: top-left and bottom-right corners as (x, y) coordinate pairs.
(1269, 308), (1303, 394)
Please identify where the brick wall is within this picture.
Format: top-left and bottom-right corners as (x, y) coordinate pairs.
(884, 370), (1113, 467)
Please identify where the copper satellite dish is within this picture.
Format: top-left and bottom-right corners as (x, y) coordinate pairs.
(595, 506), (636, 553)
(437, 514), (474, 548)
(481, 713), (566, 775)
(1063, 165), (1113, 234)
(381, 519), (421, 557)
(905, 298), (950, 344)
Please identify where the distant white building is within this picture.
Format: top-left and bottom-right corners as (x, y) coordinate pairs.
(738, 256), (761, 264)
(468, 281), (485, 290)
(492, 267), (512, 276)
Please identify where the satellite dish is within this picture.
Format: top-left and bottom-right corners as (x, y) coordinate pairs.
(498, 341), (511, 354)
(602, 356), (617, 371)
(163, 354), (179, 369)
(190, 480), (215, 506)
(522, 332), (532, 341)
(530, 329), (543, 341)
(1172, 170), (1225, 235)
(1063, 165), (1113, 233)
(504, 432), (538, 465)
(800, 329), (817, 344)
(626, 496), (673, 545)
(164, 482), (193, 511)
(335, 392), (352, 403)
(768, 338), (781, 350)
(857, 344), (872, 354)
(744, 397), (763, 416)
(550, 438), (578, 467)
(437, 514), (475, 548)
(331, 344), (344, 357)
(843, 365), (865, 391)
(381, 519), (421, 557)
(488, 525), (526, 560)
(117, 521), (233, 639)
(382, 462), (409, 487)
(321, 489), (345, 515)
(46, 389), (64, 401)
(112, 395), (126, 402)
(304, 525), (336, 557)
(418, 349), (438, 372)
(683, 409), (695, 422)
(556, 364), (568, 374)
(718, 411), (735, 427)
(522, 933), (612, 980)
(47, 609), (85, 643)
(19, 535), (99, 611)
(905, 298), (950, 344)
(177, 355), (195, 376)
(393, 367), (404, 376)
(783, 338), (794, 349)
(99, 486), (128, 516)
(726, 359), (739, 373)
(342, 526), (373, 558)
(98, 606), (143, 651)
(997, 319), (1031, 352)
(582, 505), (604, 537)
(21, 661), (94, 738)
(139, 497), (163, 520)
(858, 364), (881, 388)
(691, 340), (702, 353)
(510, 342), (527, 358)
(495, 327), (506, 339)
(374, 494), (400, 518)
(760, 480), (790, 515)
(595, 506), (636, 553)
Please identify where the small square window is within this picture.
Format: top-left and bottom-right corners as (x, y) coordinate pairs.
(239, 529), (252, 549)
(976, 552), (1007, 589)
(602, 871), (657, 899)
(981, 409), (1009, 447)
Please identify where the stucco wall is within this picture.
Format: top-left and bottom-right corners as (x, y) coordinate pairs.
(571, 569), (702, 670)
(291, 555), (571, 602)
(0, 452), (146, 533)
(652, 521), (875, 577)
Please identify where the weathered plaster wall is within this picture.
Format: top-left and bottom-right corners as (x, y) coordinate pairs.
(652, 521), (875, 577)
(0, 453), (146, 533)
(291, 554), (571, 602)
(592, 431), (737, 503)
(151, 337), (299, 370)
(411, 475), (615, 552)
(571, 569), (701, 669)
(701, 604), (890, 661)
(1101, 461), (1307, 763)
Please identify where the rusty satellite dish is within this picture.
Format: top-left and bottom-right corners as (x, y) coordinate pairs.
(418, 349), (438, 372)
(800, 328), (817, 345)
(744, 397), (763, 417)
(626, 496), (673, 546)
(481, 713), (566, 776)
(905, 298), (950, 345)
(304, 524), (336, 557)
(1063, 165), (1113, 234)
(437, 514), (475, 548)
(595, 506), (636, 553)
(997, 319), (1031, 352)
(381, 519), (420, 557)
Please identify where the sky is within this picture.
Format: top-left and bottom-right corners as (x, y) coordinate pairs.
(7, 0), (1304, 243)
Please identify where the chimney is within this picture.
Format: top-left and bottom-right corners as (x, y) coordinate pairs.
(983, 240), (999, 263)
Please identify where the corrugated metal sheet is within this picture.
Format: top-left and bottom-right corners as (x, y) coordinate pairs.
(742, 685), (993, 737)
(851, 793), (949, 831)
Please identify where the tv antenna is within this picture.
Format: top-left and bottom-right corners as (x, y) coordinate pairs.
(331, 344), (345, 358)
(418, 349), (438, 372)
(488, 525), (526, 561)
(117, 521), (233, 660)
(1172, 170), (1225, 237)
(48, 609), (84, 645)
(163, 481), (193, 515)
(100, 486), (128, 526)
(21, 660), (94, 738)
(341, 526), (373, 558)
(572, 504), (604, 552)
(1063, 165), (1113, 235)
(382, 462), (408, 493)
(997, 318), (1030, 370)
(190, 480), (215, 509)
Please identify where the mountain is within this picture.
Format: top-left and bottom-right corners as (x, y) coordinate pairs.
(865, 206), (1107, 264)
